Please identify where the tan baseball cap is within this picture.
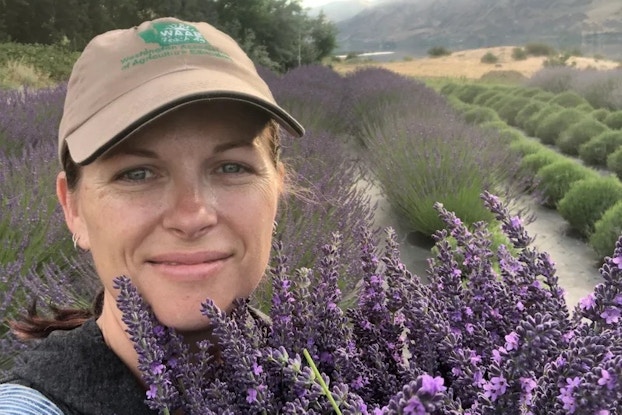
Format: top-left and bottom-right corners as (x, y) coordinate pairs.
(58, 17), (304, 165)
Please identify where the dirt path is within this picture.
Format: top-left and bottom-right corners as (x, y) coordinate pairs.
(367, 181), (603, 310)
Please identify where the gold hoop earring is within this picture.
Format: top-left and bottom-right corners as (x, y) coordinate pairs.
(72, 233), (79, 250)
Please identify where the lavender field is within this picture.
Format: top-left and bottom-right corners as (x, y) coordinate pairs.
(1, 65), (622, 413)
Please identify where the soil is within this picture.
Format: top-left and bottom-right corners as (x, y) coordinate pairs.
(332, 46), (620, 80)
(367, 181), (604, 310)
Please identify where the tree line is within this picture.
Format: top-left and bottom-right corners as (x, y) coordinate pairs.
(0, 0), (336, 71)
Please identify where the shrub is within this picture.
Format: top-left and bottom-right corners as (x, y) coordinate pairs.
(439, 82), (461, 96)
(524, 42), (556, 57)
(480, 52), (499, 64)
(578, 130), (622, 166)
(509, 137), (544, 156)
(472, 89), (500, 106)
(607, 146), (622, 180)
(534, 108), (585, 145)
(495, 126), (524, 143)
(463, 106), (500, 124)
(591, 108), (610, 122)
(558, 176), (622, 238)
(517, 87), (543, 98)
(428, 46), (451, 57)
(514, 100), (545, 129)
(455, 84), (490, 104)
(589, 200), (622, 259)
(479, 120), (509, 131)
(496, 97), (532, 126)
(0, 60), (54, 89)
(534, 160), (599, 208)
(603, 110), (622, 129)
(523, 104), (563, 137)
(548, 91), (590, 108)
(519, 148), (565, 178)
(531, 91), (556, 102)
(481, 92), (509, 108)
(512, 47), (528, 60)
(556, 118), (609, 156)
(0, 42), (79, 81)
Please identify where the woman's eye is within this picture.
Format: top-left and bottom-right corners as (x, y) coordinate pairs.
(118, 168), (154, 182)
(218, 163), (247, 174)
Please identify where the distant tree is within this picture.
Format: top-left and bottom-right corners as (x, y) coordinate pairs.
(428, 46), (451, 57)
(524, 42), (556, 57)
(0, 0), (335, 71)
(512, 47), (527, 60)
(480, 52), (499, 64)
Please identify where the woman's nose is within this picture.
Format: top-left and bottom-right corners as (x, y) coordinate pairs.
(162, 181), (218, 239)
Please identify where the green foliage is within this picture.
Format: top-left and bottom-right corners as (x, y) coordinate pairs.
(428, 46), (452, 57)
(0, 43), (79, 81)
(589, 200), (622, 259)
(524, 104), (564, 137)
(480, 52), (499, 64)
(482, 94), (508, 109)
(531, 91), (556, 102)
(512, 47), (528, 60)
(0, 0), (335, 71)
(473, 90), (500, 106)
(514, 101), (545, 130)
(534, 108), (585, 145)
(591, 108), (611, 122)
(578, 130), (622, 167)
(535, 160), (599, 208)
(455, 84), (489, 104)
(556, 119), (609, 157)
(495, 127), (524, 143)
(463, 107), (500, 124)
(439, 82), (461, 96)
(543, 53), (573, 68)
(496, 97), (531, 126)
(517, 87), (543, 98)
(0, 60), (54, 89)
(509, 137), (543, 157)
(603, 110), (622, 129)
(548, 91), (590, 108)
(558, 177), (622, 238)
(524, 42), (556, 57)
(607, 146), (622, 180)
(518, 148), (565, 179)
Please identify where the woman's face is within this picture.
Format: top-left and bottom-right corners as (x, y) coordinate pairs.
(58, 101), (283, 332)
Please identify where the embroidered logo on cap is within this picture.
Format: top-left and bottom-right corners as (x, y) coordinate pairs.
(120, 21), (231, 70)
(139, 22), (207, 46)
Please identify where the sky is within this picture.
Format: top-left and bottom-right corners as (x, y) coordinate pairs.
(301, 0), (333, 8)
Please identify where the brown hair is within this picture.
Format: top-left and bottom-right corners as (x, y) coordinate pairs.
(11, 118), (284, 340)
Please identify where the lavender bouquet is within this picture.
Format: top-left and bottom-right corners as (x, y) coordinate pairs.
(116, 192), (621, 414)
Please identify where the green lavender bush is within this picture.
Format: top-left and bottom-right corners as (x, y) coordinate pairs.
(558, 176), (622, 238)
(556, 118), (609, 156)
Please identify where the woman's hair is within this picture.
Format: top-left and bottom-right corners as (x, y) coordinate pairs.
(10, 118), (284, 340)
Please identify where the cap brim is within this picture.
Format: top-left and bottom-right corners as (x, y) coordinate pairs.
(65, 67), (304, 165)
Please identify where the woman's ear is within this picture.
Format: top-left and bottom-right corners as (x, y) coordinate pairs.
(56, 171), (90, 250)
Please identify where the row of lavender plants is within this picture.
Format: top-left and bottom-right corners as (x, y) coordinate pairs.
(443, 79), (622, 260)
(2, 64), (621, 412)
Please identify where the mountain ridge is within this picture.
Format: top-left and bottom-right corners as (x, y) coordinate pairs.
(329, 0), (622, 58)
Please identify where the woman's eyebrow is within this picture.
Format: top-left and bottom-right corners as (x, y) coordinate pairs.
(213, 140), (255, 154)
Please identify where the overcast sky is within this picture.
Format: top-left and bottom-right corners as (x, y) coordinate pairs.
(301, 0), (333, 8)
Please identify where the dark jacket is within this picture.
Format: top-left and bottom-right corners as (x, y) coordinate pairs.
(3, 319), (156, 415)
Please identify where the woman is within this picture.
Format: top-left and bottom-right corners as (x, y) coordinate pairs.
(0, 17), (304, 414)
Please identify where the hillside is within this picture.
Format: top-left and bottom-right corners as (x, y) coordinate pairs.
(331, 45), (621, 79)
(335, 0), (622, 58)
